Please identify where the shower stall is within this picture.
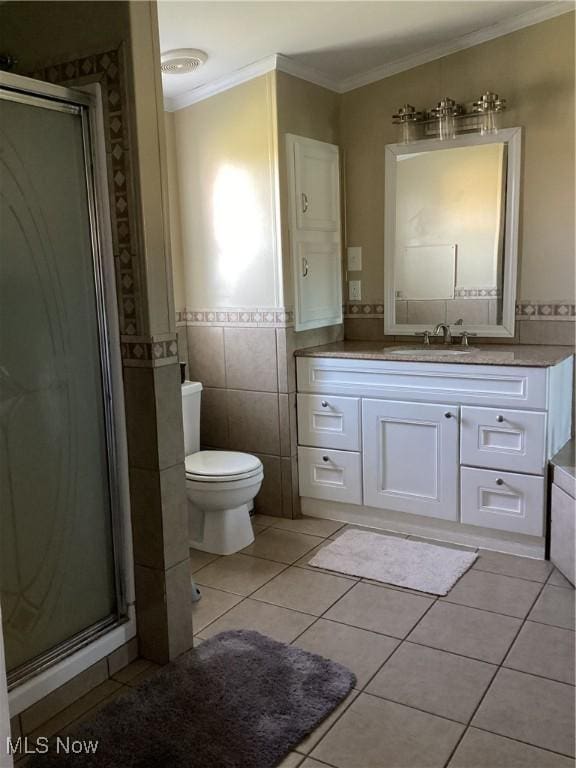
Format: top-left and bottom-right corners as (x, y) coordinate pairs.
(0, 72), (133, 706)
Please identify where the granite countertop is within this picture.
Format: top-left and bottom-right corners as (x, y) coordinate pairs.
(294, 341), (574, 368)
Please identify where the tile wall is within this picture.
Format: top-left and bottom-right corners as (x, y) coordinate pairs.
(176, 313), (343, 519)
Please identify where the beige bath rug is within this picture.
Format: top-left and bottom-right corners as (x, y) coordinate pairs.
(309, 529), (478, 595)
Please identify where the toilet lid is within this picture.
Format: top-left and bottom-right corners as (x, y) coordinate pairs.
(185, 450), (262, 479)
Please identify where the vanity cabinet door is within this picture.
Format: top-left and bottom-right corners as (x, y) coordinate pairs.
(362, 399), (459, 520)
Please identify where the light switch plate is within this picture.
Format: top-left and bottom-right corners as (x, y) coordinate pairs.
(347, 246), (362, 271)
(349, 280), (362, 301)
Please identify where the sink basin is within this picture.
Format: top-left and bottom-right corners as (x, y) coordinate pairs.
(386, 346), (477, 356)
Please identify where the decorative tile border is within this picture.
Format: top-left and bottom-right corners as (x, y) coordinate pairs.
(30, 47), (143, 339)
(345, 303), (384, 318)
(121, 337), (179, 367)
(516, 301), (575, 320)
(455, 287), (501, 298)
(176, 307), (295, 328)
(344, 300), (575, 321)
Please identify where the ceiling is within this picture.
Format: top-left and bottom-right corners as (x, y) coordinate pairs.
(157, 1), (571, 109)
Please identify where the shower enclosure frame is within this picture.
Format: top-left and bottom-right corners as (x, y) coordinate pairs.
(1, 72), (135, 713)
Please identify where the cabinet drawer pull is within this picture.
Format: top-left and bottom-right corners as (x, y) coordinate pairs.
(301, 192), (309, 213)
(444, 412), (453, 419)
(322, 455), (330, 462)
(321, 400), (329, 408)
(496, 478), (504, 485)
(496, 415), (504, 423)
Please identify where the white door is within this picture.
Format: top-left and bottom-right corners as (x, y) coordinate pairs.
(286, 134), (343, 332)
(362, 399), (459, 520)
(295, 241), (342, 331)
(293, 138), (340, 231)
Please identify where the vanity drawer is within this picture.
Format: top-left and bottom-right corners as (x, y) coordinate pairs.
(298, 446), (362, 504)
(461, 407), (546, 475)
(461, 467), (545, 536)
(297, 394), (361, 450)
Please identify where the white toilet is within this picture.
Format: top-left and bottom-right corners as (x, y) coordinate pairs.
(182, 381), (263, 555)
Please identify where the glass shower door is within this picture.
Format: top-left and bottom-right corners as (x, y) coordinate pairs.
(0, 82), (123, 683)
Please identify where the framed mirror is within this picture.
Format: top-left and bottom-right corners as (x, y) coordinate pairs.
(384, 128), (521, 337)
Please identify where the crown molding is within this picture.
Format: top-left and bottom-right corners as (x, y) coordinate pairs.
(164, 54), (280, 111)
(274, 53), (340, 93)
(338, 1), (574, 93)
(164, 1), (574, 111)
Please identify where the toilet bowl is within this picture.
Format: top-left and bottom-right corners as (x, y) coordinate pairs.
(181, 381), (264, 555)
(185, 451), (263, 555)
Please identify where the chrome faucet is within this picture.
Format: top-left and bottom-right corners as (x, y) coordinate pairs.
(433, 323), (452, 345)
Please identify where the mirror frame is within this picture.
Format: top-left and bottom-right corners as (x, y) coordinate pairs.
(384, 127), (522, 338)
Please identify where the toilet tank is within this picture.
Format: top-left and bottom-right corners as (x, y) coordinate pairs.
(181, 381), (203, 456)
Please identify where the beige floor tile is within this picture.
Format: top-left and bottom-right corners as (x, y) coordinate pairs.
(366, 642), (496, 722)
(473, 550), (553, 582)
(194, 553), (286, 596)
(30, 680), (123, 740)
(312, 692), (464, 768)
(408, 601), (522, 664)
(251, 513), (284, 528)
(125, 663), (163, 688)
(298, 760), (329, 768)
(252, 567), (354, 616)
(473, 668), (575, 757)
(252, 524), (268, 536)
(548, 568), (574, 589)
(329, 524), (408, 540)
(191, 586), (243, 633)
(276, 752), (305, 768)
(296, 690), (359, 754)
(189, 549), (220, 574)
(441, 570), (542, 618)
(324, 583), (433, 638)
(528, 585), (575, 630)
(449, 728), (575, 768)
(504, 620), (575, 684)
(241, 528), (325, 564)
(199, 598), (316, 643)
(408, 535), (477, 552)
(293, 619), (399, 687)
(111, 658), (153, 684)
(271, 516), (345, 538)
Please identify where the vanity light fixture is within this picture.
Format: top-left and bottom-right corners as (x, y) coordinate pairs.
(391, 90), (507, 140)
(472, 91), (506, 135)
(392, 104), (422, 144)
(430, 97), (460, 141)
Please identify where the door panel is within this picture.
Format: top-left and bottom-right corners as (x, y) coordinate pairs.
(297, 394), (361, 451)
(362, 399), (459, 520)
(298, 446), (362, 504)
(293, 140), (340, 231)
(295, 240), (343, 330)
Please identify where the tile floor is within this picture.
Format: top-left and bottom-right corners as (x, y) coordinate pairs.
(192, 515), (576, 768)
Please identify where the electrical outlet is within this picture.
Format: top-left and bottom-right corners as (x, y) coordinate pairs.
(347, 246), (362, 271)
(349, 280), (362, 301)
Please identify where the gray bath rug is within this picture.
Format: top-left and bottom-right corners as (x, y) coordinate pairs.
(309, 529), (478, 595)
(28, 630), (355, 768)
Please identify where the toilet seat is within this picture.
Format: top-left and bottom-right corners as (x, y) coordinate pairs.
(185, 451), (262, 483)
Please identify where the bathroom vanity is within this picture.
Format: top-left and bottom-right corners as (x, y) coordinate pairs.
(295, 343), (574, 557)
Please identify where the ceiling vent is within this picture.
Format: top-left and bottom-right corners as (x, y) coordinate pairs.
(161, 49), (207, 75)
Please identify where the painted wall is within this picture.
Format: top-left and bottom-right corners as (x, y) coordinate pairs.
(172, 73), (281, 310)
(341, 13), (575, 311)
